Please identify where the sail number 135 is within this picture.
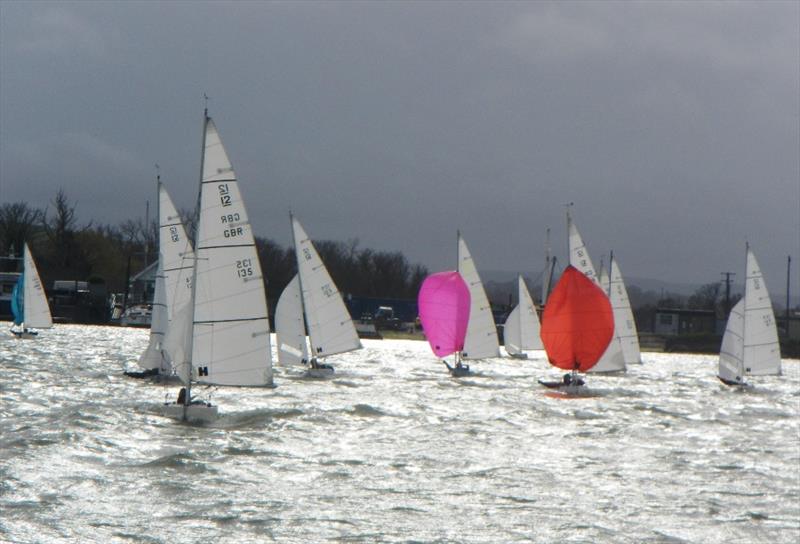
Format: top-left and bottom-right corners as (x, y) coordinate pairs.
(236, 259), (254, 278)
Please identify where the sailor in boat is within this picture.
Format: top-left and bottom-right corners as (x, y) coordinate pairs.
(441, 360), (470, 375)
(562, 372), (585, 387)
(124, 368), (160, 379)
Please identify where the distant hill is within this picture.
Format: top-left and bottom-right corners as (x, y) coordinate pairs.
(480, 269), (799, 309)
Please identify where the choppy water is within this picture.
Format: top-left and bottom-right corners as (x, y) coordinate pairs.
(1, 323), (798, 543)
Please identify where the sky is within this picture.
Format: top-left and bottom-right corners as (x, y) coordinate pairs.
(1, 1), (798, 297)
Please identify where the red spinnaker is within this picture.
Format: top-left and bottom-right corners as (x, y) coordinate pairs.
(417, 271), (471, 358)
(541, 266), (614, 372)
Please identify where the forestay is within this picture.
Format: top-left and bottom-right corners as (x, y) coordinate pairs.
(191, 116), (273, 386)
(458, 233), (500, 359)
(292, 216), (361, 358)
(275, 274), (309, 366)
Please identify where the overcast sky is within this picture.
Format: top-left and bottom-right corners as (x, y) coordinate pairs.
(1, 1), (798, 296)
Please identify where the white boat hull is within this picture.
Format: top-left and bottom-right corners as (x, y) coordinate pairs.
(305, 366), (335, 379)
(10, 329), (38, 339)
(162, 402), (219, 423)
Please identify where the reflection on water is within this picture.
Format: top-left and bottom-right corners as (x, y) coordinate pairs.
(1, 322), (798, 543)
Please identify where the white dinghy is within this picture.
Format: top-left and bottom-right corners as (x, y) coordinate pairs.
(718, 243), (781, 387)
(566, 209), (626, 374)
(162, 108), (273, 422)
(9, 243), (53, 339)
(504, 275), (543, 359)
(276, 213), (362, 378)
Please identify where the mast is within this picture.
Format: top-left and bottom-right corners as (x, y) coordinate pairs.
(741, 242), (749, 379)
(608, 250), (614, 296)
(290, 212), (313, 359)
(542, 227), (551, 305)
(786, 255), (792, 335)
(183, 105), (208, 420)
(456, 229), (461, 363)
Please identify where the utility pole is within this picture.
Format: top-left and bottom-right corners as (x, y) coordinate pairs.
(721, 272), (735, 316)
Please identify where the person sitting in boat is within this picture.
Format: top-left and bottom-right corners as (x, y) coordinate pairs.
(177, 387), (187, 405)
(455, 361), (469, 372)
(562, 373), (584, 387)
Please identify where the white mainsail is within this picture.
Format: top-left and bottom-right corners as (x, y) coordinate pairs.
(567, 211), (599, 285)
(190, 115), (273, 386)
(718, 245), (782, 383)
(22, 243), (52, 329)
(275, 274), (309, 366)
(138, 257), (169, 371)
(139, 180), (195, 373)
(291, 215), (361, 358)
(608, 256), (642, 365)
(458, 233), (500, 359)
(504, 275), (543, 356)
(566, 212), (625, 373)
(158, 181), (194, 321)
(741, 246), (781, 375)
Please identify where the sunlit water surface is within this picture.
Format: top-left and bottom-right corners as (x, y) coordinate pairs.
(1, 323), (798, 543)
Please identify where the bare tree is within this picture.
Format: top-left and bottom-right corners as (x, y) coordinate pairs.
(0, 202), (43, 260)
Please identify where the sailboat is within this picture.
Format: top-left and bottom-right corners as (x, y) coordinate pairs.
(566, 209), (626, 373)
(458, 232), (500, 360)
(130, 178), (195, 379)
(538, 266), (614, 394)
(9, 243), (53, 339)
(162, 108), (273, 422)
(718, 243), (782, 386)
(418, 271), (472, 376)
(275, 214), (362, 378)
(504, 275), (543, 359)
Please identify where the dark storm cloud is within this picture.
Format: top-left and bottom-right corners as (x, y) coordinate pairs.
(1, 1), (797, 295)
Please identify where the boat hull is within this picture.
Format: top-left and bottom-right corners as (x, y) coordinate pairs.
(305, 366), (335, 379)
(161, 402), (219, 423)
(10, 329), (38, 339)
(718, 375), (752, 388)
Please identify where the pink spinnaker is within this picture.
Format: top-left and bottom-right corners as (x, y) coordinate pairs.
(417, 271), (471, 358)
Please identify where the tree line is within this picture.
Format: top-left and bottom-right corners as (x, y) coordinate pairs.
(0, 190), (428, 304)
